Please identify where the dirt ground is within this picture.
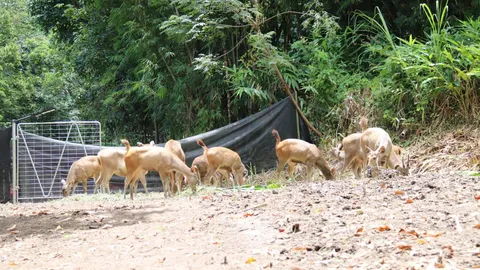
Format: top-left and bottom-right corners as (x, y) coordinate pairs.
(0, 171), (479, 269)
(1, 128), (480, 270)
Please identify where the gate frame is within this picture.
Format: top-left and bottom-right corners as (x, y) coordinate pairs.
(11, 120), (101, 203)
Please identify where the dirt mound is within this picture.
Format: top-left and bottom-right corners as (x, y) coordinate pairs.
(407, 127), (480, 174)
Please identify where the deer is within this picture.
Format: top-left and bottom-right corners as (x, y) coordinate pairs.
(272, 130), (334, 181)
(121, 139), (198, 199)
(61, 156), (101, 197)
(196, 139), (246, 187)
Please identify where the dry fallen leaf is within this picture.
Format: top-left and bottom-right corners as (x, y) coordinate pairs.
(397, 245), (412, 251)
(37, 210), (48, 216)
(354, 227), (364, 237)
(424, 232), (444, 238)
(278, 228), (285, 233)
(473, 224), (480, 229)
(292, 246), (307, 252)
(201, 196), (211, 201)
(245, 257), (256, 264)
(158, 257), (166, 264)
(398, 228), (419, 238)
(442, 245), (454, 259)
(474, 195), (480, 201)
(394, 190), (405, 195)
(405, 198), (414, 204)
(243, 212), (254, 218)
(378, 225), (391, 232)
(380, 183), (386, 189)
(417, 239), (428, 245)
(434, 262), (445, 268)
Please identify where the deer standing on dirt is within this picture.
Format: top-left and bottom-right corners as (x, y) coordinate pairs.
(96, 142), (154, 196)
(359, 117), (409, 176)
(61, 156), (101, 197)
(272, 130), (334, 181)
(196, 139), (246, 187)
(330, 117), (403, 179)
(121, 139), (198, 199)
(360, 119), (393, 170)
(165, 139), (186, 194)
(191, 154), (231, 186)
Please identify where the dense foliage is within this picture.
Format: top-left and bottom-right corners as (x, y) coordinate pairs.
(2, 0), (480, 143)
(0, 0), (83, 125)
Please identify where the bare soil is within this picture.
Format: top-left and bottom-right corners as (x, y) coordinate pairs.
(1, 129), (480, 270)
(0, 171), (479, 269)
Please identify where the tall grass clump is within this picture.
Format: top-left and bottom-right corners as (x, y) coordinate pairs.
(357, 1), (480, 125)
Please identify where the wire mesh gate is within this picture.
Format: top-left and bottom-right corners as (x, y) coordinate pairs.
(12, 121), (101, 202)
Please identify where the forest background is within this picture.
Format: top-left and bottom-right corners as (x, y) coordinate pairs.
(1, 0), (479, 145)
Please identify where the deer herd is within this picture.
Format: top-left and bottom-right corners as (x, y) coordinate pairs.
(61, 117), (410, 200)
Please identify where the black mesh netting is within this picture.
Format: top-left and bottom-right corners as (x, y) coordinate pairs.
(0, 127), (11, 202)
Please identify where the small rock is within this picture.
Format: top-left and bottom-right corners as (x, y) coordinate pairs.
(292, 224), (300, 233)
(272, 190), (278, 195)
(101, 224), (113, 230)
(426, 183), (437, 189)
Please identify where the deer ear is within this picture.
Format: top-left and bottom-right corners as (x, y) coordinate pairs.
(379, 146), (385, 153)
(137, 142), (144, 147)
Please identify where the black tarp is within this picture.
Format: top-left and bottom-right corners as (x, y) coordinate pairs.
(15, 98), (311, 200)
(0, 127), (11, 202)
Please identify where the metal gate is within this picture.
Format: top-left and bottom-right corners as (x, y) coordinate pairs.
(12, 121), (101, 203)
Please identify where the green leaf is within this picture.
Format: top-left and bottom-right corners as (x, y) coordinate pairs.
(457, 171), (480, 177)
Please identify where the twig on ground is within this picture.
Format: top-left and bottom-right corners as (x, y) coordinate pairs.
(245, 203), (267, 211)
(454, 215), (463, 233)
